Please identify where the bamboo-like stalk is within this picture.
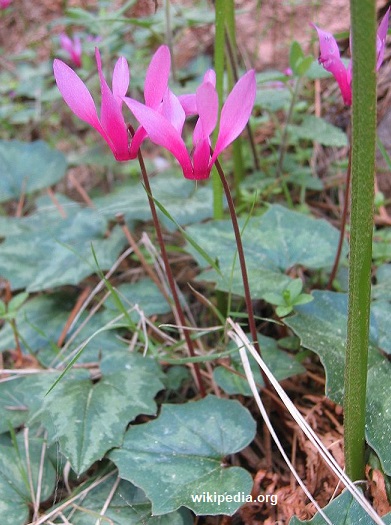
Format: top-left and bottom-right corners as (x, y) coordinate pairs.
(344, 0), (377, 481)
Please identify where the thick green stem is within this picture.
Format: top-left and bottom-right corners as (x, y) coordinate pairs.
(212, 0), (225, 220)
(344, 0), (376, 481)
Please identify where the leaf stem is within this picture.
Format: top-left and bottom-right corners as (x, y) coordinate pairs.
(344, 0), (376, 481)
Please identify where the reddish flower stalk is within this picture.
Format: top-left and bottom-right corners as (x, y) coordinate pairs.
(135, 141), (206, 398)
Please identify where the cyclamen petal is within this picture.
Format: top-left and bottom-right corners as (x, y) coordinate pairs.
(144, 45), (171, 109)
(53, 52), (131, 161)
(311, 24), (351, 106)
(161, 88), (186, 135)
(195, 80), (218, 140)
(123, 97), (193, 178)
(112, 57), (130, 102)
(95, 49), (130, 161)
(53, 58), (102, 131)
(128, 46), (172, 158)
(376, 7), (390, 70)
(59, 33), (82, 67)
(313, 9), (389, 107)
(212, 70), (256, 161)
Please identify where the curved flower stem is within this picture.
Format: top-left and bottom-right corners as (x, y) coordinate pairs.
(214, 159), (261, 358)
(136, 150), (206, 398)
(327, 145), (352, 289)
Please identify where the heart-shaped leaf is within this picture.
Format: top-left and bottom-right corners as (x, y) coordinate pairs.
(185, 205), (346, 300)
(289, 489), (391, 524)
(0, 140), (67, 202)
(109, 395), (256, 515)
(30, 359), (164, 475)
(54, 475), (193, 525)
(0, 434), (56, 525)
(285, 291), (391, 474)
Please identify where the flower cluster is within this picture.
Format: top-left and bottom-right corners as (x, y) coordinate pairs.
(53, 45), (256, 179)
(312, 8), (390, 106)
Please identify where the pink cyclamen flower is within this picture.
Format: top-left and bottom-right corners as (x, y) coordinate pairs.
(123, 69), (256, 180)
(60, 33), (82, 68)
(54, 48), (131, 161)
(312, 7), (390, 106)
(128, 45), (171, 158)
(0, 0), (12, 8)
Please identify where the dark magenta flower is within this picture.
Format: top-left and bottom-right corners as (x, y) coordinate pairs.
(54, 48), (131, 161)
(312, 7), (390, 106)
(59, 33), (83, 68)
(53, 45), (171, 162)
(123, 69), (256, 180)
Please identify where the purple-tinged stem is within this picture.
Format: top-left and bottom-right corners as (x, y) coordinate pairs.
(327, 145), (352, 289)
(136, 149), (206, 398)
(214, 158), (261, 358)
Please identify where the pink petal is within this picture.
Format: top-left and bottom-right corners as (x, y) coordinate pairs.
(203, 69), (216, 87)
(312, 24), (351, 105)
(178, 94), (197, 116)
(112, 57), (130, 102)
(195, 80), (218, 140)
(144, 45), (171, 109)
(53, 58), (102, 131)
(376, 7), (390, 70)
(95, 49), (129, 160)
(59, 34), (73, 54)
(123, 97), (193, 177)
(161, 88), (186, 135)
(192, 138), (212, 180)
(129, 126), (148, 159)
(212, 70), (256, 161)
(177, 70), (216, 117)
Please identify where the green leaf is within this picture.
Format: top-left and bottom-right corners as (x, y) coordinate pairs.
(0, 434), (56, 525)
(289, 489), (391, 524)
(185, 205), (346, 300)
(0, 207), (127, 291)
(0, 140), (67, 202)
(213, 335), (305, 395)
(109, 396), (256, 515)
(289, 41), (304, 73)
(57, 476), (193, 525)
(30, 358), (164, 475)
(0, 294), (127, 365)
(289, 115), (348, 147)
(296, 56), (313, 77)
(286, 279), (304, 300)
(256, 88), (292, 111)
(0, 372), (67, 433)
(285, 291), (391, 475)
(93, 173), (216, 231)
(276, 305), (293, 317)
(7, 292), (29, 313)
